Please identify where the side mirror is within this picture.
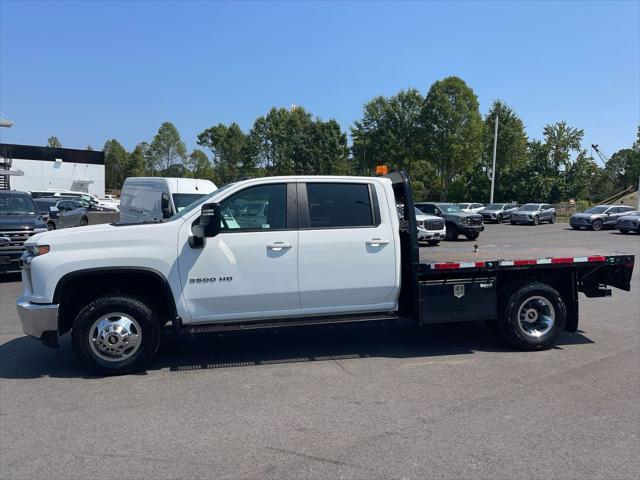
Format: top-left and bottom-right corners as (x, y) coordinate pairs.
(49, 206), (59, 219)
(190, 203), (221, 247)
(161, 193), (172, 219)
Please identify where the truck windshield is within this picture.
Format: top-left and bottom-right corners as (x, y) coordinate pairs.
(436, 204), (461, 213)
(585, 206), (608, 214)
(172, 193), (206, 213)
(170, 183), (235, 220)
(519, 204), (540, 212)
(0, 193), (38, 215)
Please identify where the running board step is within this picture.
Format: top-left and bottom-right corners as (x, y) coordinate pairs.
(186, 312), (399, 335)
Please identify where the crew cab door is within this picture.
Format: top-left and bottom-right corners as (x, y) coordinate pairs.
(177, 182), (300, 322)
(297, 181), (398, 312)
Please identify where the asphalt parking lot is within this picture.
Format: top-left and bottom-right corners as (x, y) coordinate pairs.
(1, 223), (638, 480)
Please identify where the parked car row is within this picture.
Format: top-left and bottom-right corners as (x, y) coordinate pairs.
(570, 205), (637, 231)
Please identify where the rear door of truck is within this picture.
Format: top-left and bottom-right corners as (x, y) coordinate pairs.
(297, 180), (398, 311)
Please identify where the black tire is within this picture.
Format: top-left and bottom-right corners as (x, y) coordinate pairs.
(592, 219), (603, 231)
(71, 295), (162, 375)
(497, 282), (566, 350)
(549, 214), (556, 224)
(79, 216), (88, 226)
(465, 231), (480, 241)
(619, 229), (629, 234)
(497, 214), (503, 223)
(47, 221), (56, 231)
(445, 224), (458, 241)
(533, 216), (539, 226)
(427, 240), (440, 246)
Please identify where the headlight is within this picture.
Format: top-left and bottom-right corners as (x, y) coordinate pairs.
(22, 245), (50, 265)
(33, 228), (48, 234)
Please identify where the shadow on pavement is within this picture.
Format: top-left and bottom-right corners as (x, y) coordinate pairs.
(0, 320), (594, 379)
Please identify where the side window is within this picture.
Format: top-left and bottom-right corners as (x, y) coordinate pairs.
(306, 183), (375, 228)
(57, 201), (71, 212)
(219, 184), (287, 231)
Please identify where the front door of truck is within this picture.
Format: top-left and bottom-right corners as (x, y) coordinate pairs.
(178, 182), (300, 322)
(297, 181), (397, 311)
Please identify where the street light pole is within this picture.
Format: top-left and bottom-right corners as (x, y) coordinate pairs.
(362, 129), (366, 176)
(490, 114), (499, 203)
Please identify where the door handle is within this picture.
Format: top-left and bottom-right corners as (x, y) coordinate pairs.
(366, 238), (390, 246)
(267, 242), (292, 251)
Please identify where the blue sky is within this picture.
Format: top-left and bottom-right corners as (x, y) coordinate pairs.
(1, 0), (638, 160)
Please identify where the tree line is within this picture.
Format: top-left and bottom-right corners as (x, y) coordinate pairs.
(100, 76), (639, 204)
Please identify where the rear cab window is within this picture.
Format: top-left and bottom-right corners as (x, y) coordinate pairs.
(304, 183), (379, 229)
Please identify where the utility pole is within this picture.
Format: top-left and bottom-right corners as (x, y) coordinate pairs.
(489, 114), (499, 203)
(362, 129), (366, 176)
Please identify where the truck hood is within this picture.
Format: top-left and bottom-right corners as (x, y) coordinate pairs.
(24, 220), (180, 248)
(416, 214), (443, 222)
(442, 212), (482, 220)
(0, 214), (47, 231)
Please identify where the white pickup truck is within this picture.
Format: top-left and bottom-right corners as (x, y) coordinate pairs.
(17, 172), (635, 375)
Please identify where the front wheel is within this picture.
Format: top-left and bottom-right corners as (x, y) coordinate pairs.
(497, 282), (566, 350)
(592, 219), (603, 231)
(533, 216), (539, 226)
(497, 214), (503, 223)
(549, 214), (556, 224)
(445, 224), (458, 241)
(465, 231), (479, 241)
(71, 295), (162, 375)
(79, 216), (88, 226)
(47, 221), (56, 231)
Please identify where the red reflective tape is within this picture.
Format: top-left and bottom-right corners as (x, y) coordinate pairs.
(587, 255), (606, 262)
(434, 263), (460, 270)
(551, 257), (574, 264)
(514, 259), (537, 266)
(475, 261), (486, 268)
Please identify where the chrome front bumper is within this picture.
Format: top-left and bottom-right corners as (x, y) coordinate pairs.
(16, 296), (59, 341)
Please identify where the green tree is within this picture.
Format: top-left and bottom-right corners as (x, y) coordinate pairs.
(103, 139), (129, 189)
(197, 122), (254, 184)
(47, 136), (62, 148)
(249, 106), (349, 177)
(563, 149), (599, 202)
(421, 77), (483, 200)
(127, 142), (149, 178)
(482, 100), (528, 201)
(351, 88), (425, 176)
(543, 121), (584, 169)
(186, 149), (214, 179)
(148, 122), (187, 174)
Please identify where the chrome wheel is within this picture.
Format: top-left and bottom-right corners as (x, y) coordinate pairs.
(517, 296), (555, 338)
(89, 312), (142, 362)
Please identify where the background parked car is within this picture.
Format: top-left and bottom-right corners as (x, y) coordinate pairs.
(415, 207), (446, 246)
(458, 202), (485, 213)
(30, 189), (118, 210)
(0, 191), (48, 274)
(510, 204), (556, 225)
(615, 210), (640, 234)
(479, 203), (520, 223)
(34, 197), (88, 230)
(415, 202), (484, 241)
(570, 205), (637, 231)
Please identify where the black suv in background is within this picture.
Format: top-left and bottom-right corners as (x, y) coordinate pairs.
(415, 202), (484, 240)
(0, 191), (48, 274)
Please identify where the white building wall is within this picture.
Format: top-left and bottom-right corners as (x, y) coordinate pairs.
(9, 158), (105, 197)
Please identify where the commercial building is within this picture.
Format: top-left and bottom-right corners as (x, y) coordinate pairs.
(0, 143), (105, 196)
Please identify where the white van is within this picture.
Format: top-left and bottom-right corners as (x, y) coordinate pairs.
(119, 177), (217, 223)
